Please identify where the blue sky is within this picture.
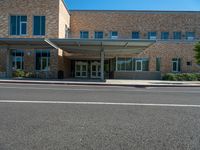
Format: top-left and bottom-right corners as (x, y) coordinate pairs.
(65, 0), (200, 11)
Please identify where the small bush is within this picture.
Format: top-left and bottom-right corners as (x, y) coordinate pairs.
(13, 70), (25, 78)
(163, 73), (200, 81)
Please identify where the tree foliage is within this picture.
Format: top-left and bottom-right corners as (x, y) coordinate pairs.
(194, 41), (200, 64)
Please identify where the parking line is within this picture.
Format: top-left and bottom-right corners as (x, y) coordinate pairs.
(0, 100), (200, 108)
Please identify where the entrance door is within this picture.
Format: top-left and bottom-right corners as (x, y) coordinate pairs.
(75, 62), (88, 78)
(91, 62), (101, 78)
(136, 60), (142, 71)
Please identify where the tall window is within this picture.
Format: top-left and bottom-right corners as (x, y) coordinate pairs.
(172, 58), (181, 72)
(161, 32), (169, 40)
(110, 31), (118, 39)
(186, 32), (195, 40)
(80, 31), (89, 39)
(33, 16), (45, 36)
(10, 16), (27, 35)
(35, 50), (50, 71)
(148, 32), (157, 40)
(173, 32), (181, 40)
(12, 50), (24, 70)
(94, 31), (103, 39)
(132, 32), (140, 39)
(156, 57), (161, 71)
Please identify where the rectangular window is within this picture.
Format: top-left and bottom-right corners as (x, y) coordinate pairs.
(186, 32), (195, 40)
(132, 32), (140, 39)
(65, 25), (69, 38)
(156, 57), (161, 71)
(161, 32), (169, 40)
(173, 32), (181, 40)
(116, 58), (148, 72)
(35, 50), (50, 71)
(12, 50), (24, 70)
(80, 31), (89, 39)
(33, 16), (45, 36)
(94, 31), (103, 39)
(10, 16), (27, 35)
(148, 32), (157, 40)
(110, 31), (118, 39)
(172, 58), (181, 72)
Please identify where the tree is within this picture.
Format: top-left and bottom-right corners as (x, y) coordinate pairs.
(194, 41), (200, 64)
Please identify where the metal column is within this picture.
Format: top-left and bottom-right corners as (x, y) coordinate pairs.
(100, 49), (105, 81)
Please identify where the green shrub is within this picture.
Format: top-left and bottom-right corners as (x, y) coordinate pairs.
(163, 73), (177, 81)
(163, 73), (200, 81)
(13, 70), (25, 78)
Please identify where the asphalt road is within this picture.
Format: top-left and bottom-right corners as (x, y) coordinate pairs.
(0, 83), (200, 150)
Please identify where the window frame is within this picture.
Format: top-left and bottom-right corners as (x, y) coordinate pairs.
(94, 31), (104, 39)
(35, 50), (50, 71)
(172, 58), (181, 73)
(10, 15), (27, 36)
(12, 50), (24, 70)
(132, 32), (140, 39)
(161, 32), (169, 40)
(110, 31), (118, 39)
(33, 16), (46, 36)
(186, 32), (195, 40)
(80, 31), (89, 39)
(148, 32), (157, 40)
(173, 32), (182, 40)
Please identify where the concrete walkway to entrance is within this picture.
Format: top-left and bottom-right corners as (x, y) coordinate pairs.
(0, 79), (200, 87)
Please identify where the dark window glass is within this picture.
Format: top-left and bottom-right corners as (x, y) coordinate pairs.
(12, 50), (24, 70)
(10, 16), (17, 35)
(161, 32), (169, 40)
(156, 57), (161, 71)
(35, 50), (50, 71)
(95, 32), (103, 39)
(80, 31), (89, 39)
(10, 16), (27, 35)
(173, 32), (181, 40)
(172, 58), (181, 72)
(148, 32), (157, 39)
(186, 32), (195, 40)
(110, 31), (118, 39)
(132, 32), (140, 39)
(34, 16), (45, 36)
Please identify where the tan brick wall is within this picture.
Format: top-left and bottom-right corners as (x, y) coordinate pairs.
(70, 11), (200, 39)
(138, 41), (200, 74)
(0, 48), (7, 72)
(0, 0), (61, 38)
(0, 0), (70, 78)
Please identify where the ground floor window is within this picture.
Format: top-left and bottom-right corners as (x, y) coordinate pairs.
(172, 58), (181, 72)
(35, 50), (50, 71)
(117, 57), (149, 72)
(156, 57), (161, 71)
(12, 50), (24, 70)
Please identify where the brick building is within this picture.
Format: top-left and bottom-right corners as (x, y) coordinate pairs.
(0, 0), (199, 80)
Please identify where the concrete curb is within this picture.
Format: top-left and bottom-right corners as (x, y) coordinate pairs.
(0, 80), (200, 88)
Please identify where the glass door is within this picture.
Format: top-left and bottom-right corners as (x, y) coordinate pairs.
(75, 62), (88, 78)
(136, 60), (142, 71)
(91, 62), (101, 78)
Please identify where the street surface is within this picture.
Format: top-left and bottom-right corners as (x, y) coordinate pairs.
(0, 83), (200, 150)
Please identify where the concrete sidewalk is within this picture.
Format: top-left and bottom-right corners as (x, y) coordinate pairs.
(0, 79), (200, 87)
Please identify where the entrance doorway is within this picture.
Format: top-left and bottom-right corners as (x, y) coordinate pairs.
(136, 60), (143, 71)
(75, 62), (88, 78)
(90, 62), (101, 78)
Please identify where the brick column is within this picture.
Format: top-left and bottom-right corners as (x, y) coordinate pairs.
(6, 49), (12, 78)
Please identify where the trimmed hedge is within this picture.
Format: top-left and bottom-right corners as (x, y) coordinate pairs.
(163, 73), (200, 81)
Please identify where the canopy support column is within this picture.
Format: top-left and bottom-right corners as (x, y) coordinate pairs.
(6, 49), (12, 78)
(100, 49), (105, 81)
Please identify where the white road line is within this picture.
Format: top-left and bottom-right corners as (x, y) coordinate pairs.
(0, 100), (200, 108)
